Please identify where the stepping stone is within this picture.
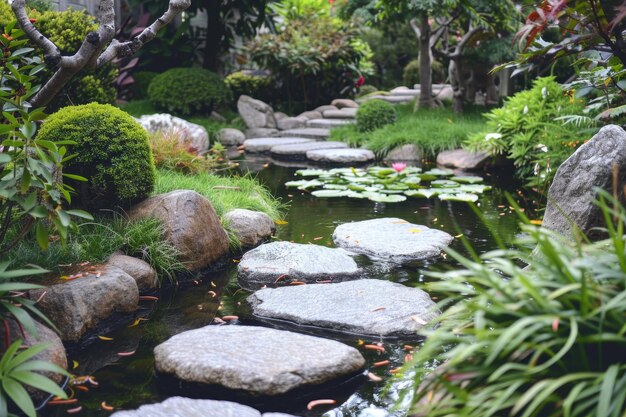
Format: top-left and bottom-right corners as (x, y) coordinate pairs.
(306, 148), (375, 164)
(270, 141), (348, 160)
(248, 279), (440, 338)
(332, 218), (454, 265)
(331, 98), (359, 108)
(277, 128), (330, 140)
(390, 87), (420, 96)
(306, 118), (355, 129)
(436, 148), (490, 170)
(243, 137), (313, 153)
(238, 241), (360, 290)
(323, 108), (357, 119)
(153, 326), (365, 396)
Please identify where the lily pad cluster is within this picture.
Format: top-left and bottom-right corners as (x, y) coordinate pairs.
(285, 166), (491, 203)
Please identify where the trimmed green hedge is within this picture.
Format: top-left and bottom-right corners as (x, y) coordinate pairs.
(356, 99), (397, 132)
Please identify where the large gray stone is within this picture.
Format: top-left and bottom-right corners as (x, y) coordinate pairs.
(436, 148), (489, 170)
(306, 118), (355, 129)
(323, 108), (357, 119)
(277, 128), (330, 140)
(219, 128), (246, 146)
(333, 218), (453, 264)
(297, 110), (323, 120)
(111, 397), (261, 417)
(270, 141), (348, 160)
(385, 144), (423, 164)
(129, 190), (229, 271)
(306, 148), (375, 164)
(543, 124), (626, 239)
(238, 95), (277, 129)
(238, 241), (360, 290)
(244, 137), (314, 153)
(224, 209), (275, 249)
(315, 105), (338, 113)
(331, 98), (359, 108)
(153, 326), (365, 396)
(277, 116), (307, 131)
(248, 279), (439, 338)
(107, 254), (157, 293)
(390, 87), (420, 97)
(136, 113), (209, 154)
(362, 95), (413, 104)
(30, 266), (139, 342)
(245, 128), (279, 139)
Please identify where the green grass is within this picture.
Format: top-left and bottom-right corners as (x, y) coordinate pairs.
(331, 103), (485, 159)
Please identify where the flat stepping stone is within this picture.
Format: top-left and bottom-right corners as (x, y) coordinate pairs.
(270, 141), (348, 160)
(111, 397), (298, 417)
(277, 128), (330, 140)
(323, 108), (357, 119)
(306, 148), (375, 164)
(306, 118), (355, 129)
(248, 279), (440, 338)
(154, 326), (365, 396)
(238, 241), (360, 290)
(390, 87), (420, 96)
(243, 137), (313, 153)
(333, 218), (453, 264)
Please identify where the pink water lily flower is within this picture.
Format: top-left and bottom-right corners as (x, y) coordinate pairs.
(392, 162), (407, 173)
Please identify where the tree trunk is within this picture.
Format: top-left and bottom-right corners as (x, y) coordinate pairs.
(417, 15), (435, 109)
(203, 3), (224, 74)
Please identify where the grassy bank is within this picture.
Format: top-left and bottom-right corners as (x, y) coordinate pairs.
(331, 104), (485, 159)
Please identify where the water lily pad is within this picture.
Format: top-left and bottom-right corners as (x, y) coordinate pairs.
(431, 180), (460, 188)
(295, 169), (328, 176)
(311, 190), (350, 198)
(417, 174), (437, 181)
(451, 176), (483, 184)
(438, 193), (479, 202)
(324, 184), (349, 190)
(285, 179), (324, 189)
(386, 183), (409, 191)
(368, 167), (396, 176)
(367, 194), (407, 203)
(458, 184), (492, 193)
(348, 184), (367, 191)
(424, 168), (454, 176)
(346, 191), (367, 199)
(405, 189), (439, 198)
(402, 177), (422, 188)
(380, 189), (406, 194)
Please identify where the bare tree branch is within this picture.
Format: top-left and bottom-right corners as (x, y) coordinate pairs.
(12, 0), (191, 108)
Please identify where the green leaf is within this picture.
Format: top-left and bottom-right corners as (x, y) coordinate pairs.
(65, 209), (93, 220)
(10, 371), (67, 398)
(36, 221), (48, 250)
(367, 193), (406, 203)
(2, 377), (35, 417)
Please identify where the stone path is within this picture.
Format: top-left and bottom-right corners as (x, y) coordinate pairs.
(154, 326), (365, 396)
(248, 279), (440, 338)
(271, 141), (348, 160)
(243, 138), (313, 153)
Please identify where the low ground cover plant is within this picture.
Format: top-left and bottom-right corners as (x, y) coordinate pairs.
(356, 99), (397, 132)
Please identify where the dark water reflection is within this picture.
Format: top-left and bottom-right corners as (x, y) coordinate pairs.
(48, 163), (538, 417)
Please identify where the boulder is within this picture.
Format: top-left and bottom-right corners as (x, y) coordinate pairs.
(270, 141), (348, 160)
(306, 118), (355, 129)
(106, 254), (157, 293)
(237, 95), (277, 129)
(331, 98), (359, 108)
(248, 279), (439, 338)
(315, 105), (338, 113)
(385, 144), (423, 164)
(434, 85), (454, 101)
(111, 397), (283, 417)
(224, 209), (275, 249)
(129, 190), (229, 271)
(238, 241), (360, 290)
(543, 124), (626, 239)
(245, 128), (279, 139)
(306, 148), (375, 164)
(274, 111), (288, 121)
(219, 128), (246, 146)
(210, 111), (227, 123)
(333, 218), (453, 265)
(277, 128), (330, 140)
(153, 326), (365, 396)
(297, 110), (323, 121)
(243, 137), (314, 154)
(277, 116), (307, 131)
(136, 113), (209, 154)
(29, 266), (139, 342)
(436, 148), (490, 170)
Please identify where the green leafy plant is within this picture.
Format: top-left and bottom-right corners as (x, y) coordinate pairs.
(148, 67), (232, 116)
(465, 77), (592, 188)
(404, 190), (626, 417)
(224, 70), (271, 101)
(36, 103), (156, 210)
(356, 99), (397, 132)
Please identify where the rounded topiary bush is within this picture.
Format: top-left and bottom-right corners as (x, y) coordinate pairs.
(37, 103), (155, 209)
(225, 70), (271, 101)
(402, 58), (446, 87)
(356, 99), (397, 132)
(148, 67), (232, 116)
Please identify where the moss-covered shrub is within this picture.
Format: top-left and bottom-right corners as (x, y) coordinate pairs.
(132, 71), (159, 99)
(37, 103), (155, 209)
(225, 71), (271, 101)
(148, 67), (232, 116)
(357, 84), (378, 97)
(402, 58), (446, 87)
(356, 99), (397, 132)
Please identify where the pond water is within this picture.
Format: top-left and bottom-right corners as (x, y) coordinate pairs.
(47, 162), (538, 417)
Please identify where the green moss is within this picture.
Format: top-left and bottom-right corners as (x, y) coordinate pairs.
(356, 99), (397, 132)
(148, 67), (232, 116)
(37, 103), (156, 209)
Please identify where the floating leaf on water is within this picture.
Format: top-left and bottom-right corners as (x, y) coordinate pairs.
(368, 167), (396, 176)
(424, 168), (454, 176)
(311, 189), (350, 198)
(458, 184), (492, 193)
(438, 193), (479, 202)
(405, 189), (439, 198)
(285, 179), (323, 190)
(347, 176), (374, 184)
(348, 184), (366, 191)
(451, 175), (484, 184)
(346, 191), (368, 199)
(368, 194), (407, 203)
(98, 335), (114, 341)
(380, 189), (405, 194)
(386, 183), (409, 190)
(295, 169), (328, 176)
(431, 180), (460, 188)
(324, 184), (349, 190)
(330, 167), (361, 175)
(402, 176), (422, 188)
(417, 174), (437, 181)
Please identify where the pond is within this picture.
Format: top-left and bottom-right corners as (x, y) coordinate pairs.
(48, 162), (539, 417)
